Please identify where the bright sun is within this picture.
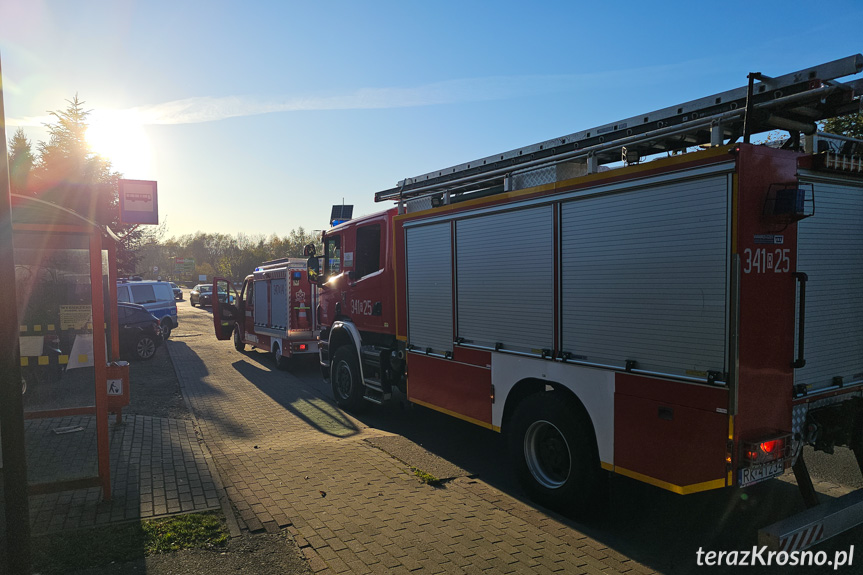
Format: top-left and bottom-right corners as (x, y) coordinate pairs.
(86, 110), (153, 178)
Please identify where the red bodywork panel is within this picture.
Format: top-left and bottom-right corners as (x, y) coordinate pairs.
(614, 374), (729, 489)
(733, 145), (800, 450)
(406, 352), (492, 426)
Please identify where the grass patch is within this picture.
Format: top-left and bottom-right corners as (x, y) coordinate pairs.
(412, 467), (442, 486)
(32, 511), (228, 574)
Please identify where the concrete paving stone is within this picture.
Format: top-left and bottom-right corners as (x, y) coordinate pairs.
(306, 534), (328, 549)
(316, 545), (340, 562)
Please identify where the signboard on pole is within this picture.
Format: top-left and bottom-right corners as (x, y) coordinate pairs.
(174, 257), (195, 274)
(118, 179), (158, 225)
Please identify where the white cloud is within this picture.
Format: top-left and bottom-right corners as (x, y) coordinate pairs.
(6, 64), (693, 127)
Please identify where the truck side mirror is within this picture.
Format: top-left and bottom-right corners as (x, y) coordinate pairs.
(307, 255), (320, 284)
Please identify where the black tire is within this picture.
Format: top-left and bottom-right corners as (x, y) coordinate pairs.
(135, 334), (158, 360)
(233, 325), (246, 352)
(331, 346), (366, 412)
(160, 319), (173, 340)
(508, 391), (607, 517)
(190, 299), (196, 307)
(273, 343), (291, 370)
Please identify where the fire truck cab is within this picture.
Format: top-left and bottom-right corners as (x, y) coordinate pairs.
(315, 210), (404, 405)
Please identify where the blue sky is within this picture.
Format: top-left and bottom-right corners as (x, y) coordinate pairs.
(2, 0), (862, 239)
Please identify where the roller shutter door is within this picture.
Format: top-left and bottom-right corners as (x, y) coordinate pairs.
(560, 174), (730, 378)
(456, 206), (554, 354)
(796, 174), (863, 391)
(406, 222), (453, 355)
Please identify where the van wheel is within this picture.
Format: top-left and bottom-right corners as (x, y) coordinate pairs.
(233, 325), (246, 352)
(331, 346), (366, 412)
(273, 343), (290, 370)
(160, 319), (173, 339)
(509, 391), (607, 517)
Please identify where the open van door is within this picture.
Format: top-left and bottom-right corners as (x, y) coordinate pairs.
(212, 277), (240, 340)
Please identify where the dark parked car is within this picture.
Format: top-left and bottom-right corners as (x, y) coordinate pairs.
(189, 284), (212, 307)
(190, 284), (231, 307)
(118, 302), (163, 360)
(170, 282), (183, 300)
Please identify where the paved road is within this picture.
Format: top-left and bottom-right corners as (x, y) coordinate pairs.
(175, 301), (863, 574)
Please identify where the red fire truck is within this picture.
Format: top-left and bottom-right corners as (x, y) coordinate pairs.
(212, 258), (318, 369)
(305, 55), (863, 548)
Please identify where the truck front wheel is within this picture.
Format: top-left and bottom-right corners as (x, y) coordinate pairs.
(509, 391), (607, 517)
(233, 325), (245, 352)
(331, 346), (366, 412)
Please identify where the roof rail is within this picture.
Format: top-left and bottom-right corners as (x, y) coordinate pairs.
(375, 54), (863, 204)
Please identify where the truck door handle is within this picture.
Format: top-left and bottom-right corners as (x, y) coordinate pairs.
(793, 272), (808, 369)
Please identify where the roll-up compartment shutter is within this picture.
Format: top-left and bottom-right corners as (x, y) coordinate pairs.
(796, 174), (863, 391)
(561, 175), (729, 378)
(406, 222), (453, 355)
(456, 206), (554, 354)
(271, 278), (287, 329)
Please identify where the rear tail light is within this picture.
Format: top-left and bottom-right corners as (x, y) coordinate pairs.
(741, 434), (792, 466)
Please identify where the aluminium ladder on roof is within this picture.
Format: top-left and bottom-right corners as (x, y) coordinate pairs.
(375, 54), (863, 204)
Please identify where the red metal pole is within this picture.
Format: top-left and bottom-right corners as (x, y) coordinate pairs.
(107, 240), (119, 361)
(90, 232), (111, 500)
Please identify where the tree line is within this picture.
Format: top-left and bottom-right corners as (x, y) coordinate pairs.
(135, 228), (321, 285)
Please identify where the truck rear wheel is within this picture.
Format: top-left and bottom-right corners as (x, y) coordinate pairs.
(509, 391), (606, 517)
(331, 346), (366, 412)
(273, 343), (291, 370)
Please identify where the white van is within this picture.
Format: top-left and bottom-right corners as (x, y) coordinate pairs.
(117, 280), (179, 338)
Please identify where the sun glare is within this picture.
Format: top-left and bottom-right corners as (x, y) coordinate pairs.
(86, 110), (153, 178)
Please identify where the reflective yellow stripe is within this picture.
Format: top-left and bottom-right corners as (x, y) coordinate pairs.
(612, 465), (726, 495)
(410, 398), (497, 431)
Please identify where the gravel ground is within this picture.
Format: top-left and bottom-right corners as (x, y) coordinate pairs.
(70, 530), (311, 575)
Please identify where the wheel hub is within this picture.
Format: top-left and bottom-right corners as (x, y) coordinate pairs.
(524, 419), (571, 489)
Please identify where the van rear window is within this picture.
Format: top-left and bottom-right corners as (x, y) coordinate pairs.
(130, 284), (157, 303)
(153, 284), (173, 301)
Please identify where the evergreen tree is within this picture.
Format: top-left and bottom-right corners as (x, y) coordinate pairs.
(14, 95), (162, 274)
(7, 128), (34, 195)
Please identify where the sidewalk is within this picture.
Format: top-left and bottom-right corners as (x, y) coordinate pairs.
(26, 413), (222, 535)
(171, 331), (654, 574)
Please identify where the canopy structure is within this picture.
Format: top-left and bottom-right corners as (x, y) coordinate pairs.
(8, 192), (127, 501)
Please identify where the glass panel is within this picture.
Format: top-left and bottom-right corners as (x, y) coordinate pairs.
(15, 233), (98, 486)
(129, 284), (157, 303)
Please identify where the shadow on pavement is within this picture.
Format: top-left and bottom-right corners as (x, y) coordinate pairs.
(232, 357), (361, 439)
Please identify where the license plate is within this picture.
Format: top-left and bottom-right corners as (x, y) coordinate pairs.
(739, 460), (785, 487)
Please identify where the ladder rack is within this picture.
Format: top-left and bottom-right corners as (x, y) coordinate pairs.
(375, 54), (863, 204)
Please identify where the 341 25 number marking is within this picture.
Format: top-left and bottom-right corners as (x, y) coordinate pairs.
(743, 248), (790, 274)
